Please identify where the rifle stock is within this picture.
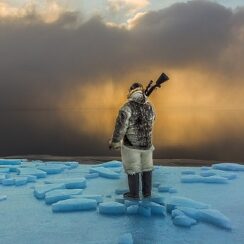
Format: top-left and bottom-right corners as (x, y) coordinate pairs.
(144, 72), (169, 97)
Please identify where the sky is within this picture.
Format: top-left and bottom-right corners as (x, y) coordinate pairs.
(0, 0), (244, 160)
(2, 0), (244, 25)
(63, 0), (244, 22)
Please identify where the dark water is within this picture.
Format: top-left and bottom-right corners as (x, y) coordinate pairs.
(0, 109), (244, 161)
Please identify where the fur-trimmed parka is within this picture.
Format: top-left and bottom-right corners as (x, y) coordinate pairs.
(111, 89), (155, 150)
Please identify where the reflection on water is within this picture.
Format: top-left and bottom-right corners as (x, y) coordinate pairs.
(0, 108), (244, 161)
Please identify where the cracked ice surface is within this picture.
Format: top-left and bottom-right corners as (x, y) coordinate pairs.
(0, 159), (244, 243)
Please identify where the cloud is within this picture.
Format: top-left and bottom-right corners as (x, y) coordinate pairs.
(0, 0), (244, 158)
(0, 0), (66, 23)
(0, 0), (243, 109)
(107, 0), (149, 14)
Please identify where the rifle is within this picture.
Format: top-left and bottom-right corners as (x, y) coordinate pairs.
(144, 73), (169, 97)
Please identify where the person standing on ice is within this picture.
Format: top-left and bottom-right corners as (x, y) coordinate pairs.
(109, 82), (155, 200)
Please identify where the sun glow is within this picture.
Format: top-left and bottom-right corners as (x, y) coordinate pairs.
(59, 68), (244, 151)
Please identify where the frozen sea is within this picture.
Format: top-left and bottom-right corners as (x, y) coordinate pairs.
(0, 159), (244, 244)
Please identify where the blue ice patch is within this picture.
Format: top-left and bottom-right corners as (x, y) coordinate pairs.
(37, 164), (66, 174)
(0, 174), (6, 183)
(95, 160), (122, 168)
(212, 163), (244, 171)
(176, 207), (232, 230)
(52, 198), (97, 212)
(149, 202), (166, 216)
(17, 167), (47, 178)
(45, 178), (87, 189)
(2, 178), (15, 186)
(90, 167), (120, 179)
(72, 194), (103, 203)
(115, 195), (125, 204)
(124, 200), (139, 207)
(171, 209), (185, 218)
(26, 175), (37, 182)
(64, 161), (79, 169)
(7, 165), (20, 172)
(34, 183), (65, 199)
(115, 188), (128, 195)
(158, 185), (172, 192)
(45, 189), (83, 204)
(150, 195), (166, 205)
(158, 185), (177, 193)
(176, 207), (200, 220)
(220, 173), (237, 180)
(64, 178), (87, 189)
(198, 209), (232, 230)
(0, 195), (7, 201)
(85, 173), (99, 179)
(112, 167), (122, 173)
(168, 196), (210, 210)
(0, 168), (10, 173)
(152, 182), (160, 187)
(181, 175), (228, 184)
(138, 205), (151, 217)
(173, 215), (197, 227)
(200, 166), (212, 170)
(99, 202), (126, 215)
(169, 188), (178, 193)
(118, 233), (133, 244)
(0, 159), (23, 165)
(181, 170), (196, 175)
(14, 177), (28, 186)
(126, 205), (139, 215)
(200, 171), (216, 177)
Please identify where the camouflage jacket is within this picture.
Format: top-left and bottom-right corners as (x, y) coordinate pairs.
(112, 90), (155, 150)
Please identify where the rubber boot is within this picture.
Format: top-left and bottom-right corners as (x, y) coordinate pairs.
(142, 171), (152, 198)
(123, 173), (140, 200)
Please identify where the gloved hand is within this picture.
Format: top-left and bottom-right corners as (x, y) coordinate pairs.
(108, 139), (121, 150)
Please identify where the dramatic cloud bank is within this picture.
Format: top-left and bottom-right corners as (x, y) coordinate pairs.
(0, 0), (243, 109)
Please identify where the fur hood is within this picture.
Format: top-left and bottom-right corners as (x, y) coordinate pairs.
(128, 89), (147, 104)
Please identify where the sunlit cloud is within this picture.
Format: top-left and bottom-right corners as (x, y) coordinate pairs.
(126, 11), (147, 29)
(107, 0), (149, 14)
(0, 0), (66, 23)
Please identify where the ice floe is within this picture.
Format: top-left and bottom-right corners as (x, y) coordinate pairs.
(52, 198), (97, 212)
